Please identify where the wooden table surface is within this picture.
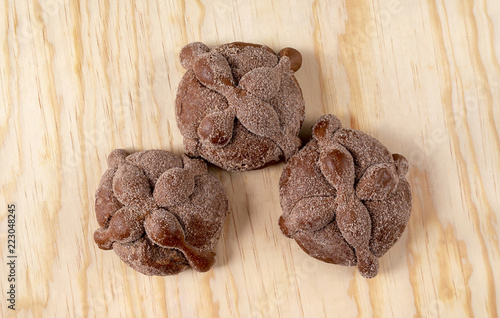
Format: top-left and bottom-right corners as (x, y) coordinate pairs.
(1, 0), (499, 317)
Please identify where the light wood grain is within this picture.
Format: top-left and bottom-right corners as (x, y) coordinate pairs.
(1, 0), (499, 317)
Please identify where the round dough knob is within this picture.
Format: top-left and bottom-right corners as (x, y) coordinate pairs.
(154, 168), (195, 207)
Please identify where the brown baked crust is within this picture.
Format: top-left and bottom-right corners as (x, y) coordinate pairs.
(176, 42), (305, 171)
(94, 149), (228, 276)
(279, 115), (412, 278)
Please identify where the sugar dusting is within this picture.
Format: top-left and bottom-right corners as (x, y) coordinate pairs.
(279, 115), (412, 278)
(176, 42), (305, 171)
(93, 149), (229, 276)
